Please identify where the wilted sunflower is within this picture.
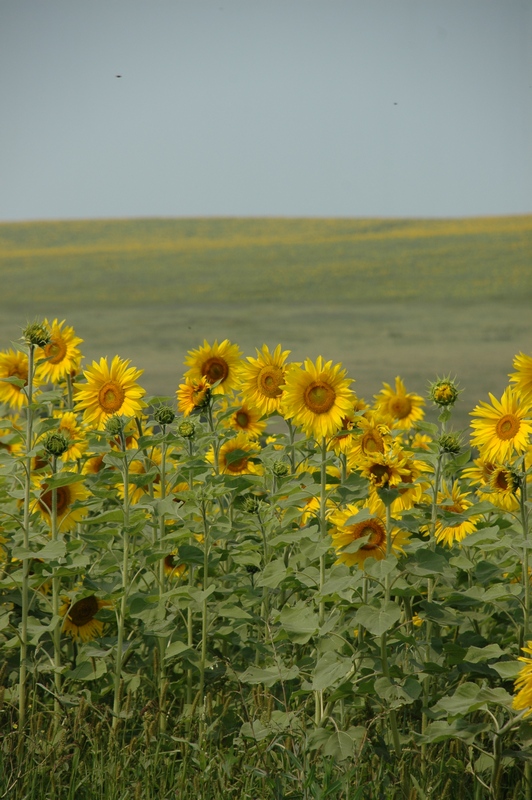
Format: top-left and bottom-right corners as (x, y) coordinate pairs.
(374, 377), (424, 431)
(282, 357), (354, 441)
(36, 478), (90, 532)
(510, 353), (532, 404)
(239, 344), (291, 414)
(184, 339), (242, 395)
(0, 349), (38, 410)
(226, 400), (266, 439)
(60, 595), (112, 642)
(329, 501), (409, 569)
(428, 481), (481, 547)
(207, 432), (262, 475)
(36, 319), (83, 384)
(75, 355), (145, 427)
(513, 641), (532, 717)
(470, 387), (532, 463)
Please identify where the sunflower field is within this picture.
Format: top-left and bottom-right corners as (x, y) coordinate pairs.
(1, 320), (532, 800)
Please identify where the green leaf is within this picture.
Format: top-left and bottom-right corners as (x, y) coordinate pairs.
(365, 555), (398, 580)
(256, 559), (288, 589)
(164, 641), (191, 660)
(432, 682), (513, 718)
(406, 549), (448, 576)
(216, 604), (252, 620)
(65, 659), (107, 681)
(36, 539), (67, 561)
(491, 661), (523, 679)
(311, 652), (353, 691)
(279, 603), (319, 644)
(354, 601), (401, 636)
(44, 472), (86, 489)
(240, 720), (271, 741)
(239, 664), (300, 687)
(85, 509), (125, 525)
(464, 644), (505, 663)
(323, 731), (356, 761)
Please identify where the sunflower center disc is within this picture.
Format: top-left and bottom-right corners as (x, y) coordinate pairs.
(496, 414), (519, 440)
(44, 338), (67, 365)
(98, 381), (125, 413)
(258, 366), (284, 398)
(39, 485), (70, 516)
(390, 396), (412, 419)
(236, 411), (250, 428)
(493, 471), (509, 491)
(304, 382), (336, 414)
(369, 463), (391, 486)
(353, 520), (385, 551)
(68, 595), (99, 626)
(361, 431), (384, 454)
(226, 455), (248, 473)
(202, 357), (229, 384)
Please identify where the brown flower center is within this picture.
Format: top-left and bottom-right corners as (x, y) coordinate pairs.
(98, 380), (125, 413)
(235, 410), (251, 429)
(224, 451), (250, 473)
(68, 595), (99, 626)
(351, 518), (386, 551)
(495, 414), (520, 441)
(202, 357), (229, 385)
(390, 396), (412, 420)
(44, 338), (67, 365)
(361, 430), (384, 455)
(257, 365), (284, 398)
(492, 470), (509, 491)
(304, 381), (336, 414)
(39, 485), (70, 516)
(368, 463), (392, 487)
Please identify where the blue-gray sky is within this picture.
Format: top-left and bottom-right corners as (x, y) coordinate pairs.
(1, 0), (531, 220)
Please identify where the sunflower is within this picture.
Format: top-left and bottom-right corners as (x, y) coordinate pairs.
(357, 449), (409, 489)
(371, 455), (431, 515)
(239, 344), (291, 414)
(82, 453), (107, 475)
(75, 355), (145, 427)
(282, 356), (354, 441)
(0, 349), (39, 410)
(513, 642), (532, 717)
(117, 449), (163, 505)
(0, 423), (24, 460)
(36, 478), (90, 533)
(374, 377), (424, 431)
(60, 595), (112, 642)
(184, 339), (242, 395)
(51, 411), (88, 462)
(225, 400), (266, 439)
(427, 481), (481, 547)
(329, 501), (409, 570)
(348, 413), (393, 466)
(207, 432), (262, 476)
(163, 553), (187, 579)
(510, 353), (532, 404)
(36, 319), (83, 384)
(177, 377), (211, 416)
(470, 387), (532, 463)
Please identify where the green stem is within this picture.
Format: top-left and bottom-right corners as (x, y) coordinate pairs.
(198, 500), (210, 720)
(50, 455), (62, 721)
(287, 420), (296, 473)
(319, 437), (327, 626)
(383, 505), (402, 755)
(520, 462), (530, 641)
(66, 373), (74, 411)
(258, 512), (270, 643)
(112, 437), (130, 727)
(158, 434), (168, 732)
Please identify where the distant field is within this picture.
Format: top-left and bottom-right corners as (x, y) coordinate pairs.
(1, 215), (531, 427)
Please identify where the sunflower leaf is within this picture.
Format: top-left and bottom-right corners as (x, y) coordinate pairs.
(43, 472), (87, 489)
(354, 601), (401, 636)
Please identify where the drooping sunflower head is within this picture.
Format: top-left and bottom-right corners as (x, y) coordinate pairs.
(0, 349), (37, 410)
(177, 378), (212, 416)
(329, 502), (408, 569)
(282, 356), (354, 441)
(207, 432), (262, 476)
(510, 353), (532, 404)
(75, 355), (146, 428)
(470, 387), (532, 463)
(374, 377), (424, 431)
(239, 344), (291, 414)
(61, 595), (112, 642)
(36, 319), (83, 384)
(36, 478), (90, 533)
(184, 339), (242, 395)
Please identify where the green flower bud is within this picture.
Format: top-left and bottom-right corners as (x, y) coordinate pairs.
(243, 495), (260, 514)
(105, 415), (125, 437)
(272, 460), (289, 478)
(178, 420), (195, 439)
(437, 432), (462, 455)
(22, 321), (51, 348)
(42, 431), (69, 458)
(429, 377), (460, 408)
(154, 406), (175, 427)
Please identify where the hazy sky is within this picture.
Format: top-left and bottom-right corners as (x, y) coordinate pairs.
(1, 0), (531, 220)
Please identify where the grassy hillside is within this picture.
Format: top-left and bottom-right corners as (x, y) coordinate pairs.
(1, 216), (531, 307)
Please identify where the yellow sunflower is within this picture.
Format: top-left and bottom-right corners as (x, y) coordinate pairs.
(225, 400), (266, 439)
(371, 455), (431, 515)
(357, 449), (409, 489)
(348, 412), (393, 466)
(82, 453), (107, 475)
(36, 478), (90, 533)
(470, 387), (532, 463)
(428, 481), (481, 547)
(163, 553), (187, 579)
(329, 501), (409, 569)
(513, 642), (532, 717)
(239, 344), (291, 414)
(36, 319), (83, 384)
(282, 356), (354, 441)
(75, 355), (146, 428)
(0, 423), (24, 460)
(510, 353), (532, 404)
(184, 339), (242, 395)
(207, 432), (262, 476)
(60, 595), (112, 642)
(51, 411), (88, 462)
(177, 377), (211, 416)
(374, 377), (424, 431)
(0, 349), (39, 410)
(117, 448), (163, 505)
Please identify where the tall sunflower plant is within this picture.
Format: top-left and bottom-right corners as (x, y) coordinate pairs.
(3, 326), (532, 796)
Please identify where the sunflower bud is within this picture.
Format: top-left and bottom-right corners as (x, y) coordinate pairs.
(105, 415), (125, 437)
(437, 432), (462, 455)
(42, 431), (69, 458)
(429, 377), (460, 408)
(178, 420), (195, 439)
(272, 460), (289, 478)
(243, 495), (260, 513)
(22, 321), (51, 348)
(154, 406), (175, 427)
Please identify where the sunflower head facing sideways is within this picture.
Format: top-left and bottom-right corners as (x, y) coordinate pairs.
(510, 352), (532, 404)
(75, 355), (146, 428)
(36, 477), (90, 533)
(177, 377), (211, 416)
(239, 344), (291, 414)
(60, 595), (112, 642)
(207, 432), (262, 476)
(282, 356), (354, 441)
(0, 349), (38, 411)
(329, 501), (409, 570)
(36, 319), (83, 384)
(374, 377), (424, 431)
(184, 339), (242, 395)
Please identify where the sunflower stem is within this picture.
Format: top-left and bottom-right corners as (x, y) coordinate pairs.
(19, 342), (35, 731)
(66, 373), (74, 411)
(50, 454), (62, 722)
(258, 511), (270, 643)
(113, 433), (130, 728)
(158, 432), (168, 733)
(319, 437), (327, 626)
(198, 497), (210, 739)
(383, 504), (402, 755)
(520, 459), (530, 640)
(287, 420), (296, 474)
